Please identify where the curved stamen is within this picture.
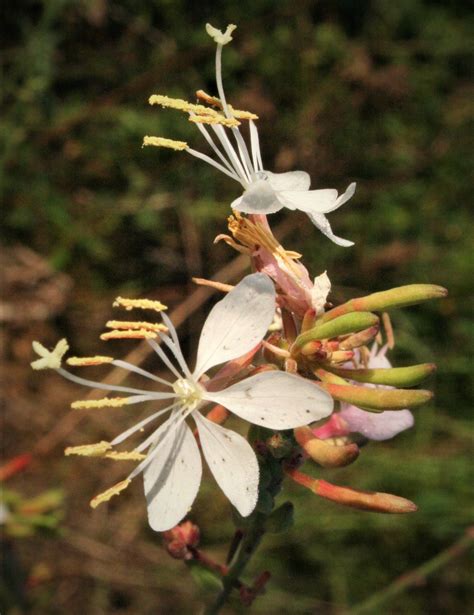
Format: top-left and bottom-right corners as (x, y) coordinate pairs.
(249, 120), (264, 172)
(193, 120), (239, 177)
(159, 315), (194, 381)
(56, 367), (174, 399)
(147, 338), (183, 379)
(128, 405), (196, 480)
(186, 147), (242, 183)
(111, 401), (181, 446)
(112, 359), (173, 388)
(211, 125), (251, 184)
(230, 126), (255, 178)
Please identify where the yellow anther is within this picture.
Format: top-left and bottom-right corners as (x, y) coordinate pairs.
(189, 114), (240, 127)
(195, 90), (259, 120)
(71, 397), (129, 410)
(65, 441), (112, 457)
(67, 356), (114, 366)
(100, 329), (158, 340)
(105, 320), (167, 332)
(90, 479), (131, 509)
(143, 136), (188, 151)
(113, 297), (167, 312)
(105, 451), (147, 461)
(148, 94), (217, 116)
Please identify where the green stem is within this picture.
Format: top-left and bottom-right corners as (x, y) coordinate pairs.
(204, 512), (267, 615)
(347, 528), (474, 615)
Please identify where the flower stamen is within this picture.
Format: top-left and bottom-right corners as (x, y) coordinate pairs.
(90, 479), (131, 509)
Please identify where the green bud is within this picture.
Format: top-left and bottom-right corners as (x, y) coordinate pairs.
(293, 312), (379, 350)
(321, 284), (447, 322)
(330, 363), (436, 387)
(322, 382), (433, 410)
(265, 501), (294, 533)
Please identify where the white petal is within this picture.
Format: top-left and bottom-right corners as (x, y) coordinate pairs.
(231, 179), (283, 214)
(311, 271), (331, 314)
(205, 371), (333, 430)
(266, 170), (311, 192)
(340, 405), (414, 441)
(325, 182), (356, 213)
(143, 420), (202, 532)
(193, 273), (275, 378)
(277, 188), (339, 213)
(194, 413), (259, 517)
(306, 212), (354, 247)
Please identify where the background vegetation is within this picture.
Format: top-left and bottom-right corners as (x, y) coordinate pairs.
(2, 1), (473, 613)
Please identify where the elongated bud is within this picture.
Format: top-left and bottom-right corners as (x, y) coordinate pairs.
(339, 325), (380, 350)
(330, 363), (436, 387)
(293, 312), (379, 351)
(294, 426), (359, 468)
(314, 368), (348, 385)
(321, 382), (433, 410)
(286, 469), (417, 513)
(321, 284), (448, 322)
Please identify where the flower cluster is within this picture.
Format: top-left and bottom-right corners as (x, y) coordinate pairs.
(32, 22), (446, 559)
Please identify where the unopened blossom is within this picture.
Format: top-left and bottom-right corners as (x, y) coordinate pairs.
(32, 273), (333, 531)
(314, 343), (414, 442)
(143, 24), (356, 246)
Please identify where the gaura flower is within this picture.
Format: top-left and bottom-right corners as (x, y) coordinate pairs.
(314, 343), (414, 442)
(31, 273), (333, 531)
(143, 24), (356, 246)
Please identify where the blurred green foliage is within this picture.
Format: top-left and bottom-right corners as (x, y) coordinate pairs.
(2, 0), (473, 613)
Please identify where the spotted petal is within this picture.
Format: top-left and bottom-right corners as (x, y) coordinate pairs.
(194, 413), (259, 517)
(193, 273), (275, 378)
(205, 371), (333, 430)
(143, 419), (202, 532)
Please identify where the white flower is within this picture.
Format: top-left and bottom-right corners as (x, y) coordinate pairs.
(144, 26), (356, 246)
(33, 273), (333, 531)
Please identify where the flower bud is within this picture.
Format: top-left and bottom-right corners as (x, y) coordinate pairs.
(321, 284), (448, 322)
(321, 382), (433, 410)
(314, 479), (418, 513)
(163, 521), (200, 560)
(294, 426), (359, 468)
(330, 363), (436, 387)
(286, 470), (417, 513)
(293, 312), (379, 351)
